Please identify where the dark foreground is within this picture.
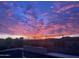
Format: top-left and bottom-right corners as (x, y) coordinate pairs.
(0, 37), (79, 58)
(0, 48), (79, 58)
(0, 48), (57, 58)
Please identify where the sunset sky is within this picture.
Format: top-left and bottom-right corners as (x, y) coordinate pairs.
(0, 1), (79, 39)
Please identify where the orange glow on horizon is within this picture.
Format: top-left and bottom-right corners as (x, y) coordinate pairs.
(0, 33), (79, 40)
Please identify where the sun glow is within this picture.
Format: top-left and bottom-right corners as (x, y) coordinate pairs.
(0, 34), (60, 39)
(0, 34), (79, 40)
(24, 34), (79, 39)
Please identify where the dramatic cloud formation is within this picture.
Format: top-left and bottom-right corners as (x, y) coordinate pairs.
(0, 1), (79, 38)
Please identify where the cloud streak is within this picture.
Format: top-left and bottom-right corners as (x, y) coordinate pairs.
(0, 1), (79, 38)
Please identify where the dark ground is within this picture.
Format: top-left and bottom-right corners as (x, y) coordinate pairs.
(0, 48), (58, 58)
